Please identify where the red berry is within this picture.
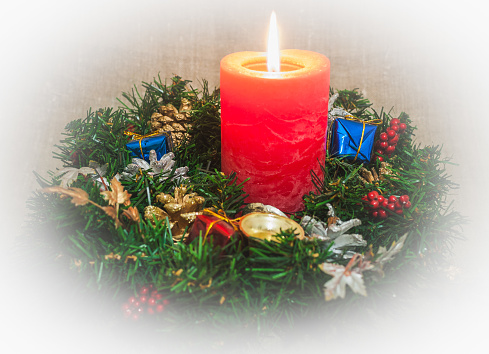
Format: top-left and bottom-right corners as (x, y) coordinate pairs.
(375, 149), (385, 156)
(382, 199), (389, 208)
(370, 200), (380, 209)
(387, 203), (396, 211)
(367, 191), (379, 200)
(380, 132), (388, 141)
(390, 118), (401, 126)
(394, 201), (403, 210)
(403, 201), (412, 209)
(147, 307), (155, 315)
(71, 151), (80, 166)
(371, 211), (378, 218)
(128, 296), (137, 305)
(155, 294), (163, 300)
(390, 124), (399, 132)
(139, 287), (149, 295)
(134, 301), (140, 308)
(395, 209), (404, 215)
(148, 297), (156, 306)
(156, 304), (165, 313)
(399, 195), (409, 204)
(388, 195), (398, 203)
(377, 195), (385, 204)
(162, 299), (170, 305)
(361, 195), (368, 202)
(151, 290), (158, 297)
(387, 129), (397, 138)
(386, 145), (396, 154)
(122, 307), (132, 318)
(136, 306), (144, 314)
(399, 123), (407, 132)
(122, 303), (130, 310)
(375, 156), (384, 162)
(378, 210), (388, 219)
(388, 135), (399, 145)
(140, 296), (147, 304)
(380, 141), (388, 149)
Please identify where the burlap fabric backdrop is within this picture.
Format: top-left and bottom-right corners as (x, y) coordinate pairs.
(2, 1), (488, 353)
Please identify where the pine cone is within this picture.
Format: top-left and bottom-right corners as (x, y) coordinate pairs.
(152, 185), (205, 242)
(150, 99), (193, 147)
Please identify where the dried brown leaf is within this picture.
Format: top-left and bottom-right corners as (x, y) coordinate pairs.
(121, 206), (140, 223)
(125, 255), (137, 263)
(101, 177), (131, 206)
(104, 252), (121, 260)
(199, 278), (212, 289)
(42, 186), (90, 206)
(101, 206), (117, 220)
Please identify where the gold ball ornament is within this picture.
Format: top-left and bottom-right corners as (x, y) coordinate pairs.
(239, 212), (305, 242)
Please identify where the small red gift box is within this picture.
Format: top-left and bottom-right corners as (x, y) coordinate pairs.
(185, 213), (240, 248)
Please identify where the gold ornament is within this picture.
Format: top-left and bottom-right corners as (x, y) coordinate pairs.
(150, 98), (193, 147)
(242, 202), (287, 217)
(144, 185), (205, 241)
(144, 205), (168, 223)
(239, 212), (305, 242)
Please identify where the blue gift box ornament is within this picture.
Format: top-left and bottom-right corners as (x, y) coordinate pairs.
(125, 131), (173, 161)
(328, 117), (381, 162)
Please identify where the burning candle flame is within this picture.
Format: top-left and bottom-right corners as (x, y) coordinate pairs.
(267, 11), (280, 72)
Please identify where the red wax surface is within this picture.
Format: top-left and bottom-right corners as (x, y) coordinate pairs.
(220, 49), (330, 212)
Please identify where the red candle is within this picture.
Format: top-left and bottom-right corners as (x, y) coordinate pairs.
(220, 17), (330, 213)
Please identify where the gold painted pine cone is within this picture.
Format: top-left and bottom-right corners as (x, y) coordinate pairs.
(144, 186), (204, 241)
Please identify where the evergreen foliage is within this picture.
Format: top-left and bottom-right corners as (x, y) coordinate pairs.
(26, 76), (464, 333)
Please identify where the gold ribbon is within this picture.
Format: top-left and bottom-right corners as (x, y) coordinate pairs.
(201, 209), (243, 241)
(124, 131), (162, 159)
(327, 115), (382, 161)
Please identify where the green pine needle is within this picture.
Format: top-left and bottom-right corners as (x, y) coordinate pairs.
(25, 78), (464, 335)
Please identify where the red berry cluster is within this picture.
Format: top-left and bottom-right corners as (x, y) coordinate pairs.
(125, 124), (136, 141)
(121, 285), (170, 320)
(374, 118), (407, 161)
(362, 191), (411, 219)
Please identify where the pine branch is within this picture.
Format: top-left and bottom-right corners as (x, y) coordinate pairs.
(24, 79), (464, 334)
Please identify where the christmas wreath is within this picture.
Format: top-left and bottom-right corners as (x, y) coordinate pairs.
(27, 75), (462, 336)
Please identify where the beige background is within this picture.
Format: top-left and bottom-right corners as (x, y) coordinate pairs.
(2, 0), (488, 353)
